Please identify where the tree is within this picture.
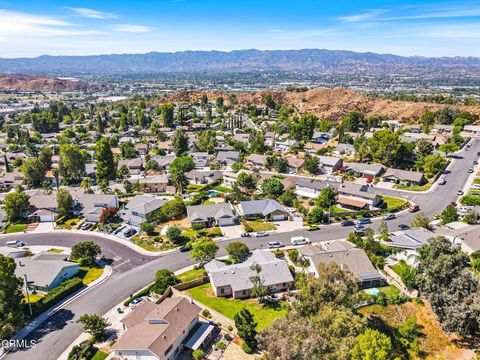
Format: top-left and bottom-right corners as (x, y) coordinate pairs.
(278, 189), (296, 207)
(378, 220), (390, 242)
(304, 155), (319, 174)
(59, 144), (86, 183)
(234, 308), (258, 352)
(0, 255), (24, 340)
(3, 191), (30, 222)
(341, 111), (364, 132)
(170, 156), (195, 193)
(410, 212), (432, 230)
(120, 141), (136, 158)
(95, 138), (116, 183)
(166, 225), (182, 243)
(21, 157), (45, 188)
(420, 154), (447, 178)
(192, 349), (205, 360)
(155, 199), (186, 222)
(308, 207), (325, 224)
(441, 204), (458, 224)
(76, 314), (110, 341)
(57, 189), (74, 218)
(70, 241), (101, 267)
(215, 96), (224, 111)
(315, 187), (336, 208)
(172, 129), (189, 156)
(249, 130), (267, 154)
(153, 269), (179, 294)
(249, 263), (268, 300)
(38, 146), (53, 171)
(261, 178), (284, 197)
(350, 329), (393, 360)
(367, 129), (403, 166)
(80, 178), (93, 193)
(140, 222), (155, 235)
(226, 241), (250, 263)
(191, 240), (218, 265)
(415, 138), (434, 158)
(159, 103), (175, 127)
(438, 142), (459, 157)
(195, 130), (217, 154)
(52, 168), (60, 190)
(236, 172), (255, 190)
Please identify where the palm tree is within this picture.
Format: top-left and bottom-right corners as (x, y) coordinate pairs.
(81, 178), (93, 193)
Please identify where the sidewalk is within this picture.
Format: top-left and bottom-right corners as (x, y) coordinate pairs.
(0, 266), (112, 359)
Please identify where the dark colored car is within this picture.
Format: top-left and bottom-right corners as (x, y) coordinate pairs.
(341, 220), (355, 227)
(241, 233), (251, 237)
(398, 224), (410, 230)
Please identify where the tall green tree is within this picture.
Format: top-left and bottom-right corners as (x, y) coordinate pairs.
(441, 205), (458, 225)
(234, 308), (258, 352)
(70, 241), (101, 267)
(76, 314), (110, 341)
(57, 189), (74, 218)
(21, 157), (46, 188)
(350, 329), (393, 360)
(59, 144), (86, 183)
(0, 255), (24, 340)
(3, 191), (30, 222)
(261, 178), (284, 197)
(191, 239), (218, 265)
(170, 156), (195, 193)
(226, 241), (250, 263)
(172, 129), (189, 156)
(159, 103), (175, 127)
(95, 138), (116, 182)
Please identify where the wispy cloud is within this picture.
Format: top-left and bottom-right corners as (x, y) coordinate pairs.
(67, 7), (118, 19)
(338, 9), (386, 23)
(114, 24), (152, 33)
(0, 9), (103, 37)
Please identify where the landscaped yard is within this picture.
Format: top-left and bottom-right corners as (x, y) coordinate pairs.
(390, 262), (414, 280)
(23, 293), (44, 304)
(473, 178), (480, 185)
(242, 220), (277, 232)
(3, 223), (28, 234)
(381, 196), (408, 211)
(56, 218), (81, 230)
(47, 248), (64, 253)
(394, 182), (432, 191)
(329, 205), (351, 214)
(79, 266), (104, 285)
(212, 185), (233, 193)
(177, 268), (206, 282)
(185, 283), (287, 330)
(378, 285), (401, 298)
(91, 350), (109, 360)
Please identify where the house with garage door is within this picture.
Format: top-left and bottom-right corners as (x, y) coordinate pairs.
(237, 199), (292, 221)
(187, 203), (237, 228)
(28, 191), (60, 222)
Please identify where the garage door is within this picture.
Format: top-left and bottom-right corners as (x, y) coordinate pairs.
(39, 215), (53, 222)
(218, 218), (234, 226)
(272, 214), (286, 221)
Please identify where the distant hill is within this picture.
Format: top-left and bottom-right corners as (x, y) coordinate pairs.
(0, 74), (93, 91)
(1, 49), (480, 75)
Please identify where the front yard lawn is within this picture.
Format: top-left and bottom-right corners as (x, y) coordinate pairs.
(177, 268), (206, 282)
(3, 223), (28, 234)
(473, 178), (480, 185)
(185, 283), (287, 330)
(91, 350), (109, 360)
(329, 205), (351, 214)
(378, 285), (401, 298)
(23, 293), (44, 304)
(390, 262), (414, 279)
(78, 266), (104, 285)
(212, 185), (233, 193)
(57, 218), (81, 230)
(242, 220), (277, 232)
(381, 196), (408, 212)
(394, 182), (432, 191)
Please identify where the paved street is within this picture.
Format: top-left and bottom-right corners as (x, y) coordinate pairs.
(2, 138), (479, 360)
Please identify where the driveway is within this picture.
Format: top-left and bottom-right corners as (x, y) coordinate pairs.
(375, 181), (395, 189)
(220, 224), (245, 239)
(274, 219), (304, 233)
(34, 222), (54, 232)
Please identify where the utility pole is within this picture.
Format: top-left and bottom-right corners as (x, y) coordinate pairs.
(23, 274), (33, 317)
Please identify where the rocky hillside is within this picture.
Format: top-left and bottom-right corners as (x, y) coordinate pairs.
(0, 74), (92, 92)
(166, 88), (480, 121)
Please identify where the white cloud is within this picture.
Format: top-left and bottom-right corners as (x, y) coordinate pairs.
(66, 7), (118, 19)
(114, 24), (152, 33)
(0, 9), (103, 37)
(338, 9), (386, 22)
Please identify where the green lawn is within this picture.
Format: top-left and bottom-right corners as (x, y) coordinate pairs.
(202, 200), (215, 205)
(4, 223), (28, 234)
(242, 220), (277, 232)
(91, 350), (109, 360)
(47, 248), (64, 253)
(78, 266), (104, 285)
(473, 178), (480, 185)
(378, 285), (401, 298)
(390, 262), (413, 278)
(381, 196), (408, 211)
(177, 268), (206, 282)
(23, 293), (44, 304)
(185, 283), (287, 330)
(212, 185), (233, 193)
(394, 182), (432, 191)
(329, 205), (351, 214)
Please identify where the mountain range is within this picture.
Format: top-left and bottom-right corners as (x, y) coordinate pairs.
(1, 49), (480, 75)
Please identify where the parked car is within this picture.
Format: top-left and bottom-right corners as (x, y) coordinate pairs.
(438, 177), (446, 185)
(291, 236), (311, 245)
(383, 213), (396, 220)
(179, 245), (189, 252)
(357, 218), (372, 225)
(340, 220), (355, 227)
(240, 232), (251, 237)
(306, 225), (320, 231)
(124, 229), (138, 238)
(408, 204), (420, 212)
(129, 297), (145, 309)
(80, 222), (92, 230)
(113, 226), (126, 235)
(457, 189), (464, 196)
(468, 168), (474, 173)
(253, 231), (269, 238)
(474, 160), (478, 165)
(354, 228), (365, 236)
(268, 241), (285, 248)
(6, 240), (25, 247)
(398, 224), (410, 230)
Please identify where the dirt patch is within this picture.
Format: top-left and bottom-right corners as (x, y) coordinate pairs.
(223, 341), (258, 360)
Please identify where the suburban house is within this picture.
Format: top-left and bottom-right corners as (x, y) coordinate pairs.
(285, 156), (305, 173)
(191, 152), (210, 169)
(318, 156), (343, 174)
(15, 252), (79, 292)
(311, 131), (331, 144)
(337, 182), (382, 210)
(304, 142), (329, 154)
(120, 195), (168, 226)
(187, 203), (236, 227)
(274, 139), (298, 152)
(295, 179), (336, 199)
(298, 244), (386, 289)
(382, 168), (425, 186)
(151, 154), (176, 171)
(233, 133), (250, 144)
(215, 151), (240, 166)
(134, 143), (150, 155)
(112, 298), (204, 360)
(388, 228), (436, 250)
(222, 171), (240, 189)
(245, 154), (267, 170)
(185, 170), (223, 185)
(343, 162), (385, 178)
(204, 249), (294, 299)
(332, 143), (355, 157)
(0, 172), (24, 189)
(28, 192), (60, 222)
(129, 174), (171, 193)
(118, 158), (143, 176)
(237, 199), (291, 221)
(76, 193), (119, 223)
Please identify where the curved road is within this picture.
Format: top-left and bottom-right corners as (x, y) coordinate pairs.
(2, 138), (479, 360)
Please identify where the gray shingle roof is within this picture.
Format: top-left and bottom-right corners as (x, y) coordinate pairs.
(187, 203), (235, 222)
(239, 199), (289, 217)
(389, 228), (436, 250)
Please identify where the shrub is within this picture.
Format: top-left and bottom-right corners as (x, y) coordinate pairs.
(242, 343), (253, 354)
(287, 249), (299, 263)
(67, 340), (95, 360)
(215, 341), (227, 350)
(31, 277), (83, 315)
(192, 349), (205, 360)
(225, 333), (233, 341)
(202, 309), (212, 318)
(192, 223), (205, 231)
(227, 325), (233, 332)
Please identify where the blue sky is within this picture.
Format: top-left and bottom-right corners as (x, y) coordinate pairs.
(1, 0), (480, 57)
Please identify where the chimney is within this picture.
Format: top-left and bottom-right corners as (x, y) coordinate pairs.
(340, 263), (344, 271)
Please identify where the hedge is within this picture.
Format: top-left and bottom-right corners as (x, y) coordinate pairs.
(30, 277), (84, 316)
(68, 340), (96, 360)
(460, 195), (480, 206)
(123, 283), (154, 306)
